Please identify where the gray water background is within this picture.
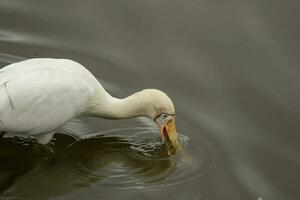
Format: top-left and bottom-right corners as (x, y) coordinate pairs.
(0, 1), (300, 200)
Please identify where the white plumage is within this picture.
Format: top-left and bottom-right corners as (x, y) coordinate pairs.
(0, 58), (102, 143)
(0, 58), (179, 152)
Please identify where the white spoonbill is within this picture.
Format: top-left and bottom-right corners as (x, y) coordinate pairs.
(0, 58), (180, 153)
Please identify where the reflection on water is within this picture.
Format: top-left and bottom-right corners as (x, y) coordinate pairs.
(0, 128), (200, 200)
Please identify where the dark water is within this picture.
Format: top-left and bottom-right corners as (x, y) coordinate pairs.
(0, 1), (300, 199)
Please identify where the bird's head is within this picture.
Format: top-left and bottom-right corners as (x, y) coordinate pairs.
(137, 89), (180, 154)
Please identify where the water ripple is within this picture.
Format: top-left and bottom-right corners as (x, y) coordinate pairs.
(62, 127), (207, 192)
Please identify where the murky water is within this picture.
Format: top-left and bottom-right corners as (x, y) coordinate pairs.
(0, 0), (300, 200)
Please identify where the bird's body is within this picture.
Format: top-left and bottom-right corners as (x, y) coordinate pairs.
(0, 58), (179, 153)
(0, 58), (105, 143)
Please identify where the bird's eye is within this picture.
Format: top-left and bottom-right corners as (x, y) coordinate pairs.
(161, 113), (169, 119)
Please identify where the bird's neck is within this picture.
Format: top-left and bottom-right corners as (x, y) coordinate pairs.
(86, 90), (151, 119)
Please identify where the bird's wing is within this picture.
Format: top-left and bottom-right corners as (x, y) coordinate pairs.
(0, 63), (91, 135)
(0, 69), (11, 86)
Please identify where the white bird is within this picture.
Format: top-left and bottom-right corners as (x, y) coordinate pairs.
(0, 58), (180, 153)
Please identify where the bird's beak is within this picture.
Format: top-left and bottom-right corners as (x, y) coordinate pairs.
(160, 117), (180, 154)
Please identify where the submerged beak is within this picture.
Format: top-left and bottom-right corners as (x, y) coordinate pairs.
(160, 118), (180, 154)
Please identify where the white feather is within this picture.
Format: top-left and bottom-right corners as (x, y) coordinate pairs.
(0, 58), (175, 144)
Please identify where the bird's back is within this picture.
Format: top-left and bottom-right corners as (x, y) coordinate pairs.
(0, 58), (102, 137)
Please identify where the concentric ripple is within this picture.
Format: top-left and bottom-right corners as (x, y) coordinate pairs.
(59, 126), (208, 192)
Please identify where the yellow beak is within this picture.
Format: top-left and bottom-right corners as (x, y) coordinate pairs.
(161, 117), (180, 154)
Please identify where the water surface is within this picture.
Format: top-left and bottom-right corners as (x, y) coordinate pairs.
(0, 1), (300, 200)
